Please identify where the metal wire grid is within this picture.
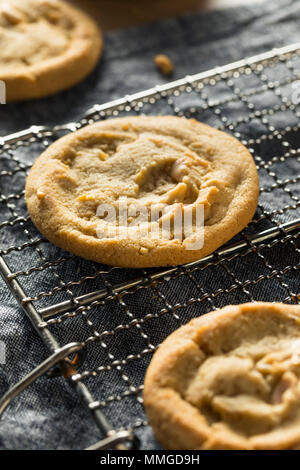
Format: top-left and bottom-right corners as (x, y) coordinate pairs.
(0, 42), (299, 450)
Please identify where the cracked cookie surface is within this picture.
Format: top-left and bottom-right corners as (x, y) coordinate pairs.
(0, 0), (102, 101)
(144, 302), (300, 449)
(25, 116), (258, 268)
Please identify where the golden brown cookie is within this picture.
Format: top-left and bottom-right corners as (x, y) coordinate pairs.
(144, 302), (300, 450)
(25, 116), (258, 268)
(0, 0), (102, 102)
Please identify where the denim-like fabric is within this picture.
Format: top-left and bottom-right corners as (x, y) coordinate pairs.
(0, 0), (299, 450)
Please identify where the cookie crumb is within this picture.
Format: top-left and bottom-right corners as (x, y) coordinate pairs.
(140, 247), (149, 255)
(154, 54), (174, 76)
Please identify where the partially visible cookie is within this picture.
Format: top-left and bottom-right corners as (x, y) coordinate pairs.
(144, 302), (300, 450)
(0, 0), (102, 101)
(25, 116), (258, 268)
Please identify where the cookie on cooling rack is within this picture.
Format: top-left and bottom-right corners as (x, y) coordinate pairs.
(0, 0), (102, 102)
(25, 116), (259, 268)
(144, 302), (300, 450)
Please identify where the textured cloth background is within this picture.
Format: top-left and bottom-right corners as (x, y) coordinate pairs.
(0, 0), (299, 450)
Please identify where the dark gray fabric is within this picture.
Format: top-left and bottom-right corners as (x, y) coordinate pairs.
(0, 0), (299, 450)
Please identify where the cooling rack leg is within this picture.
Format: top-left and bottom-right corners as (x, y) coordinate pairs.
(0, 342), (83, 418)
(0, 254), (135, 449)
(85, 430), (137, 450)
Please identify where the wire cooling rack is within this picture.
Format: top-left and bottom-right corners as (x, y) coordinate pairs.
(0, 42), (299, 450)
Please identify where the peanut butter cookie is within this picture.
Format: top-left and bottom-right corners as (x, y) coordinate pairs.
(0, 0), (102, 101)
(144, 302), (300, 450)
(25, 116), (258, 268)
